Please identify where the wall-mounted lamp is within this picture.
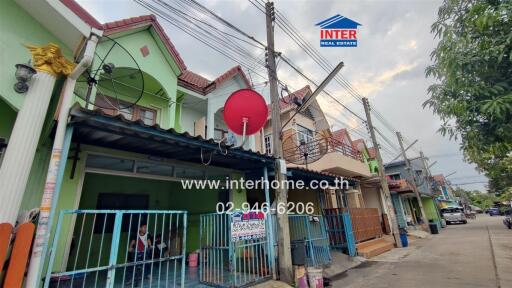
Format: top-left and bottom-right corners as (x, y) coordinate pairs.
(14, 61), (37, 93)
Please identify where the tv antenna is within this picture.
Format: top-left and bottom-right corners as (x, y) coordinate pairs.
(282, 132), (329, 169)
(74, 36), (145, 111)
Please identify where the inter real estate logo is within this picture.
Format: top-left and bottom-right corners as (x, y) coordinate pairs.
(316, 14), (362, 47)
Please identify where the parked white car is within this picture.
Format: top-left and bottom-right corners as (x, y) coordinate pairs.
(441, 207), (467, 224)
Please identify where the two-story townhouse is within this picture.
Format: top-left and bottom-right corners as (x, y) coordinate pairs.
(348, 139), (394, 236)
(176, 65), (258, 151)
(252, 85), (396, 262)
(1, 1), (277, 287)
(385, 159), (443, 231)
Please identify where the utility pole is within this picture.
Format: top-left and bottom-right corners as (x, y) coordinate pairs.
(265, 1), (293, 283)
(396, 132), (430, 233)
(362, 98), (402, 247)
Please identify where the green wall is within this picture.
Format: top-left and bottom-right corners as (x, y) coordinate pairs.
(422, 196), (442, 229)
(0, 99), (17, 140)
(84, 29), (179, 129)
(0, 0), (72, 110)
(288, 188), (321, 214)
(50, 145), (246, 272)
(53, 172), (222, 271)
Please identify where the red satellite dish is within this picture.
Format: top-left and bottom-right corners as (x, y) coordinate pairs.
(223, 89), (268, 136)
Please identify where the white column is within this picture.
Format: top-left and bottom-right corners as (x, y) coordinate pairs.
(206, 103), (215, 139)
(0, 72), (57, 224)
(0, 43), (75, 225)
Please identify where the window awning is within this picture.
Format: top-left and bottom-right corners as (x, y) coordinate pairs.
(68, 104), (275, 171)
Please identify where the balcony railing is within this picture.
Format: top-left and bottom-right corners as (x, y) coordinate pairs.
(283, 136), (363, 164)
(387, 179), (414, 191)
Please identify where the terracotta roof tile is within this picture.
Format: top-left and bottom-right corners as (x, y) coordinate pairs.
(178, 70), (212, 90)
(351, 138), (366, 151)
(368, 147), (377, 158)
(267, 85), (312, 113)
(178, 65), (251, 95)
(60, 0), (103, 30)
(332, 128), (348, 142)
(213, 65), (252, 88)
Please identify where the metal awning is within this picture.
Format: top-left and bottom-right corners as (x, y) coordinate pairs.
(287, 167), (357, 186)
(68, 105), (275, 171)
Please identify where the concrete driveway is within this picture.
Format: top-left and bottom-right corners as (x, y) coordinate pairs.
(331, 215), (511, 288)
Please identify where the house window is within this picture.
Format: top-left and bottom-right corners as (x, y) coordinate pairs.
(264, 134), (272, 155)
(139, 107), (156, 125)
(95, 94), (157, 125)
(95, 193), (149, 233)
(388, 173), (401, 180)
(296, 124), (314, 145)
(119, 106), (134, 120)
(214, 128), (228, 141)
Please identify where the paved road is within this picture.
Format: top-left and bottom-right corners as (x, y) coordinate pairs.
(332, 215), (512, 288)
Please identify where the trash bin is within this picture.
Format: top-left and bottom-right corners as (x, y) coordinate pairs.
(429, 223), (439, 234)
(399, 228), (408, 247)
(291, 240), (306, 265)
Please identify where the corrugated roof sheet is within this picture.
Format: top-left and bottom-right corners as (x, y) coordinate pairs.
(69, 104), (274, 170)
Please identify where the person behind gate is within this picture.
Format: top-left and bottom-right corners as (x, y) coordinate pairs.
(126, 223), (153, 284)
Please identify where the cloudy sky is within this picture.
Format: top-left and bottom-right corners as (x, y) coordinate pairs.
(77, 0), (488, 191)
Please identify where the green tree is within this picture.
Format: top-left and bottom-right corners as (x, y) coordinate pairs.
(454, 187), (497, 209)
(425, 0), (512, 194)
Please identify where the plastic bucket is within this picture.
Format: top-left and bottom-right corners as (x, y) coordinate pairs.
(400, 233), (408, 247)
(188, 252), (198, 267)
(294, 266), (309, 288)
(307, 267), (323, 288)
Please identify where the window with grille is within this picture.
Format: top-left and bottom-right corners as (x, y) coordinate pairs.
(95, 94), (157, 125)
(119, 106), (134, 120)
(264, 134), (272, 155)
(214, 128), (228, 141)
(296, 124), (314, 145)
(388, 173), (401, 180)
(139, 108), (156, 125)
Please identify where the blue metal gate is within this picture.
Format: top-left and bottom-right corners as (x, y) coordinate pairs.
(199, 212), (273, 287)
(288, 214), (331, 267)
(44, 210), (187, 288)
(323, 208), (356, 257)
(318, 189), (356, 256)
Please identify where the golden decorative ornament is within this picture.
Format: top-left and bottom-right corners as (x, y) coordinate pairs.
(24, 43), (76, 76)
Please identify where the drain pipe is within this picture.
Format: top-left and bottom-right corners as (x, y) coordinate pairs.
(25, 34), (100, 288)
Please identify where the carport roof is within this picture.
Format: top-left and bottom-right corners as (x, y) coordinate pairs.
(68, 104), (274, 171)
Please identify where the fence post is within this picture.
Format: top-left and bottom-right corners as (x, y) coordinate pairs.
(263, 167), (275, 275)
(304, 216), (316, 267)
(106, 211), (122, 288)
(43, 210), (66, 288)
(181, 212), (188, 288)
(342, 212), (356, 257)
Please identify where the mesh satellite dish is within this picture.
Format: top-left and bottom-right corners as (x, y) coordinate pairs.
(283, 131), (329, 168)
(74, 36), (144, 111)
(223, 89), (268, 146)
